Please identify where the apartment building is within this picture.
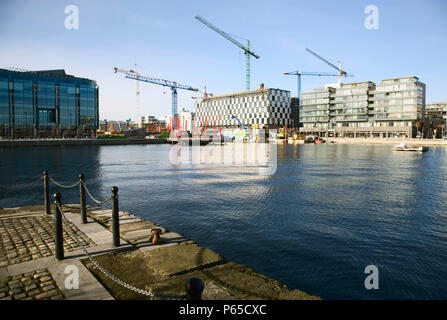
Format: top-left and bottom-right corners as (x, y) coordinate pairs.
(300, 86), (335, 135)
(371, 77), (426, 137)
(426, 102), (447, 137)
(299, 76), (426, 138)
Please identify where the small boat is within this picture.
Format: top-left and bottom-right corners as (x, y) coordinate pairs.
(393, 142), (428, 152)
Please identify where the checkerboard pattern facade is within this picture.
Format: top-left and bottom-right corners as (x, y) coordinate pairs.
(194, 88), (292, 129)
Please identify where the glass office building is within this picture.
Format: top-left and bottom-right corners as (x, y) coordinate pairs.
(0, 68), (98, 138)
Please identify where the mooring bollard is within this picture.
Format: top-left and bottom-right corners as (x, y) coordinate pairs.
(79, 174), (87, 224)
(53, 192), (64, 260)
(43, 171), (50, 214)
(112, 186), (120, 247)
(185, 277), (204, 300)
(151, 228), (162, 244)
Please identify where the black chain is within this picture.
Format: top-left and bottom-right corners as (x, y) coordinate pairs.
(82, 181), (113, 205)
(49, 177), (81, 189)
(57, 203), (186, 299)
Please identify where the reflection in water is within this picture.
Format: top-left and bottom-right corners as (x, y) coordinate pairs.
(1, 143), (447, 299)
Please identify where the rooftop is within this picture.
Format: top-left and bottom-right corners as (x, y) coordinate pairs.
(199, 84), (288, 101)
(381, 76), (419, 82)
(0, 67), (96, 85)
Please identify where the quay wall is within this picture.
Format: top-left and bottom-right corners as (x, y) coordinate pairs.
(327, 138), (447, 146)
(0, 138), (168, 147)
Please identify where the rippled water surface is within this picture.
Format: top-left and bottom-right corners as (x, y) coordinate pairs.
(1, 144), (447, 299)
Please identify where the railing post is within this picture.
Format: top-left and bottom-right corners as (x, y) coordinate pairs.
(53, 192), (64, 260)
(185, 277), (204, 300)
(111, 186), (120, 247)
(43, 171), (50, 214)
(79, 174), (87, 224)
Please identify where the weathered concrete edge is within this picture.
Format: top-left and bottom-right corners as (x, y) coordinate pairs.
(83, 206), (321, 300)
(1, 205), (320, 300)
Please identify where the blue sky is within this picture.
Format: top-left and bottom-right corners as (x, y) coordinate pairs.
(0, 0), (446, 121)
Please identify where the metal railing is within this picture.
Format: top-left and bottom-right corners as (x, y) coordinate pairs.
(54, 193), (202, 299)
(1, 171), (204, 299)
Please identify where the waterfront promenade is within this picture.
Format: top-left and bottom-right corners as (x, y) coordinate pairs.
(327, 137), (447, 145)
(0, 203), (318, 300)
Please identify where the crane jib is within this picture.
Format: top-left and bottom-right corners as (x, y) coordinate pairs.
(124, 73), (198, 92)
(195, 16), (259, 59)
(114, 65), (198, 133)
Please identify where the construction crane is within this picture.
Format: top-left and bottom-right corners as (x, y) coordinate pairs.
(134, 63), (140, 127)
(113, 67), (198, 131)
(195, 15), (260, 91)
(283, 70), (354, 102)
(305, 48), (348, 85)
(192, 87), (214, 103)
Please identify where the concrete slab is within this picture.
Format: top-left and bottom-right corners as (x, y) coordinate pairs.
(195, 262), (321, 300)
(7, 256), (54, 275)
(89, 209), (111, 215)
(47, 259), (113, 300)
(84, 230), (114, 246)
(119, 220), (157, 233)
(133, 232), (189, 248)
(62, 212), (112, 245)
(160, 232), (190, 242)
(0, 267), (9, 278)
(115, 217), (143, 224)
(139, 242), (179, 253)
(202, 281), (236, 300)
(121, 227), (166, 242)
(92, 216), (143, 226)
(142, 243), (224, 276)
(89, 210), (131, 218)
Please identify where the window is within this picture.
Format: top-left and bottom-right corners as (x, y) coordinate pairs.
(14, 80), (34, 127)
(0, 78), (9, 126)
(59, 84), (77, 127)
(37, 82), (56, 109)
(38, 109), (55, 125)
(80, 85), (96, 129)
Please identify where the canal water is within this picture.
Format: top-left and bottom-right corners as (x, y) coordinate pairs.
(1, 143), (447, 299)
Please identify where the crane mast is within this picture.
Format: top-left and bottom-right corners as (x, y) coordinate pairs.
(135, 63), (140, 127)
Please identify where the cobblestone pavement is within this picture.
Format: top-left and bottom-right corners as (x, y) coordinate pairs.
(0, 215), (95, 267)
(0, 268), (65, 300)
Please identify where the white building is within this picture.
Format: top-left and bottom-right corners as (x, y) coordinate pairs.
(162, 108), (194, 132)
(194, 84), (292, 129)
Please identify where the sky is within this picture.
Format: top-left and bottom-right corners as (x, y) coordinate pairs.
(0, 0), (446, 121)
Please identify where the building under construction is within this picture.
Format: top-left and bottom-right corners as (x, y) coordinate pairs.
(194, 84), (293, 131)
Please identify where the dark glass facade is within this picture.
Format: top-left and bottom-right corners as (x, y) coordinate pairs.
(0, 69), (98, 138)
